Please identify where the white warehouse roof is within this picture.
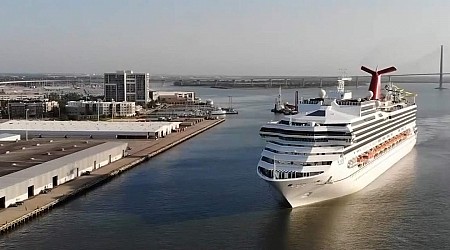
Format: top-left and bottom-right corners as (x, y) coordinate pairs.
(0, 133), (20, 141)
(0, 120), (180, 134)
(0, 142), (127, 189)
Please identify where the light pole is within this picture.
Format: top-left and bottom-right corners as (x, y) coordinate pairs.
(7, 100), (10, 120)
(97, 99), (101, 122)
(25, 108), (29, 141)
(111, 99), (115, 122)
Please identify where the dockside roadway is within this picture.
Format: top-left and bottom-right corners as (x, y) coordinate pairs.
(0, 118), (225, 234)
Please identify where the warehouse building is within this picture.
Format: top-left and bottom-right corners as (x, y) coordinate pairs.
(0, 133), (20, 142)
(0, 141), (128, 208)
(0, 120), (181, 139)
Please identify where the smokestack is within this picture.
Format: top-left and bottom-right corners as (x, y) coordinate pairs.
(295, 91), (299, 111)
(361, 66), (397, 100)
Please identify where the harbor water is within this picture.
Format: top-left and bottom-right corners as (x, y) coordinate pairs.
(1, 83), (450, 249)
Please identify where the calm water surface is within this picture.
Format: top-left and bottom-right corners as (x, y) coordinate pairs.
(1, 83), (450, 249)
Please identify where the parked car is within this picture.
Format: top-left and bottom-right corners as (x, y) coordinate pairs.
(40, 189), (50, 194)
(81, 171), (91, 176)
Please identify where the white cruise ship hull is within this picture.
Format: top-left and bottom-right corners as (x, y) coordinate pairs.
(262, 134), (417, 208)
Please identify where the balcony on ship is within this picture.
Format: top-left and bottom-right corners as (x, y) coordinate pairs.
(257, 166), (324, 180)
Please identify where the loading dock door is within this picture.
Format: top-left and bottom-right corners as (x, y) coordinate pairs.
(0, 196), (5, 208)
(52, 176), (58, 187)
(28, 185), (34, 198)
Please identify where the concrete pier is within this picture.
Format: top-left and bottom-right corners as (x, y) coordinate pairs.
(0, 119), (224, 234)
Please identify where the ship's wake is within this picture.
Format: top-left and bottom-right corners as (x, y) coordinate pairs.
(416, 114), (450, 145)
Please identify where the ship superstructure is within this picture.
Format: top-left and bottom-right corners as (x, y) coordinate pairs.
(257, 66), (417, 207)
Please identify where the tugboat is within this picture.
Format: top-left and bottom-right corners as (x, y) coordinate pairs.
(271, 86), (298, 114)
(271, 86), (285, 113)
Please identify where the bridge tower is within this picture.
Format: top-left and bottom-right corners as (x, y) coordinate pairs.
(436, 45), (446, 89)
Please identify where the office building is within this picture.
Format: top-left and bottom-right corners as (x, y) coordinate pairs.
(104, 70), (150, 105)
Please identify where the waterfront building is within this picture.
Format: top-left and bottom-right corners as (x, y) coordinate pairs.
(8, 101), (59, 119)
(104, 70), (150, 105)
(0, 120), (180, 139)
(149, 91), (195, 104)
(0, 141), (128, 208)
(65, 100), (136, 119)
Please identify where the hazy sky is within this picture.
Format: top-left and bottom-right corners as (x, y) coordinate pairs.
(1, 0), (450, 76)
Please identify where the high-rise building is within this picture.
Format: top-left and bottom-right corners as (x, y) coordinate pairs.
(104, 70), (150, 105)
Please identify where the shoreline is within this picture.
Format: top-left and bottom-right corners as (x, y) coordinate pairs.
(0, 118), (225, 235)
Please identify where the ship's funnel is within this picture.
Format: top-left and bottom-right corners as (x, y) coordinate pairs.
(361, 66), (397, 100)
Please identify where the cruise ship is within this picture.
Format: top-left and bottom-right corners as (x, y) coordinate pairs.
(256, 66), (417, 208)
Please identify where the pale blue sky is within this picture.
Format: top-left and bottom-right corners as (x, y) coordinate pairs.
(1, 0), (450, 75)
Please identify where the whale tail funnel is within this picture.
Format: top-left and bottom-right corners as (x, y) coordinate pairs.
(361, 66), (397, 100)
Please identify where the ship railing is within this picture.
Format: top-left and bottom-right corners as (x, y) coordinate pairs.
(274, 170), (324, 180)
(258, 166), (324, 180)
(335, 101), (361, 106)
(300, 100), (321, 105)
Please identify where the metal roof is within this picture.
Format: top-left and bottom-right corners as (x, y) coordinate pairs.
(0, 120), (180, 133)
(0, 139), (104, 177)
(0, 141), (127, 189)
(0, 133), (20, 140)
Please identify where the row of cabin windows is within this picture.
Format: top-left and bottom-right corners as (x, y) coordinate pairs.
(353, 116), (415, 144)
(261, 156), (332, 166)
(261, 135), (352, 143)
(260, 127), (351, 136)
(277, 120), (348, 127)
(354, 109), (414, 133)
(360, 104), (375, 111)
(352, 107), (416, 131)
(258, 166), (325, 179)
(343, 117), (415, 154)
(351, 115), (376, 126)
(267, 140), (346, 148)
(360, 109), (377, 116)
(264, 147), (339, 155)
(354, 113), (414, 140)
(389, 107), (417, 118)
